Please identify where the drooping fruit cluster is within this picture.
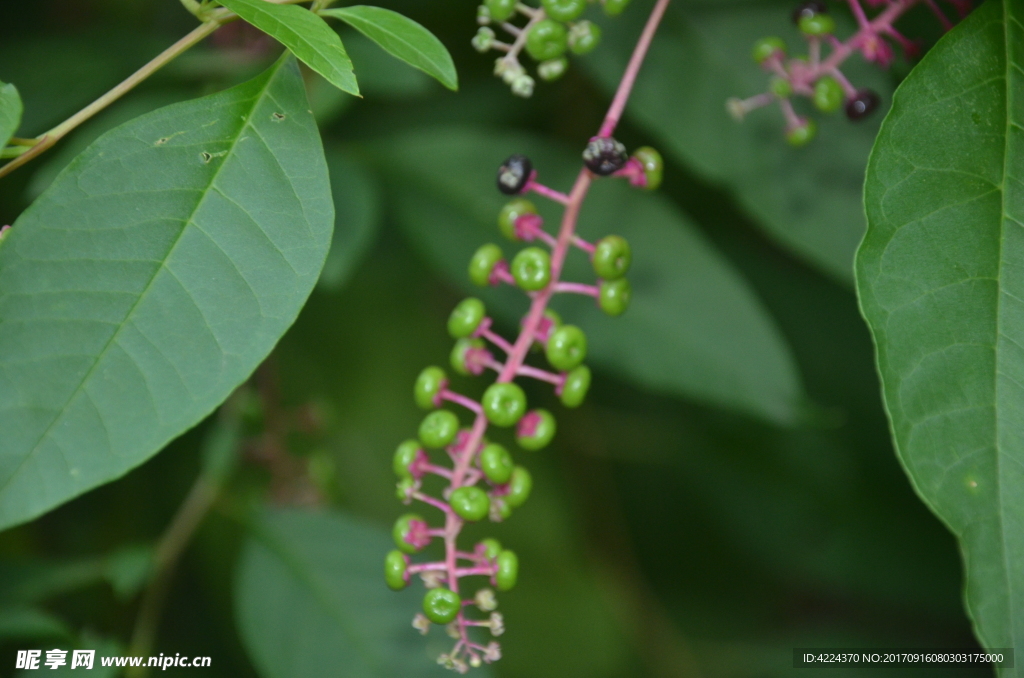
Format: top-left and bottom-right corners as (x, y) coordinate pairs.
(472, 0), (631, 97)
(728, 0), (971, 145)
(385, 137), (662, 673)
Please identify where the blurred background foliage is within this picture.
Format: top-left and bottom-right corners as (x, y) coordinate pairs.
(0, 0), (989, 676)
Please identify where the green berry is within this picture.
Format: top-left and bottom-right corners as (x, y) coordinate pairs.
(505, 466), (532, 507)
(752, 36), (785, 64)
(568, 20), (602, 55)
(385, 550), (409, 590)
(495, 550), (519, 591)
(799, 13), (836, 36)
(480, 443), (514, 484)
(511, 247), (552, 291)
(546, 324), (587, 371)
(769, 76), (792, 99)
(495, 499), (513, 520)
(516, 409), (556, 450)
(598, 278), (631, 316)
(414, 366), (447, 409)
(632, 146), (662, 190)
(448, 297), (486, 339)
(786, 118), (817, 147)
(482, 382), (527, 427)
(485, 0), (517, 22)
(538, 57), (568, 82)
(592, 235), (631, 280)
(813, 76), (844, 113)
(560, 365), (591, 408)
(396, 477), (416, 500)
(542, 0), (586, 21)
(451, 337), (485, 376)
(393, 513), (426, 554)
(479, 538), (503, 559)
(419, 410), (459, 448)
(498, 198), (537, 241)
(423, 587), (461, 624)
(602, 0), (631, 15)
(472, 27), (495, 53)
(393, 439), (421, 479)
(450, 486), (491, 521)
(525, 19), (568, 61)
(469, 244), (504, 287)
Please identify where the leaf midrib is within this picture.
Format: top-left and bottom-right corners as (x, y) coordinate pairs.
(0, 62), (282, 497)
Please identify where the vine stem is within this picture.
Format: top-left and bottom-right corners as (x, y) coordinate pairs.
(0, 0), (309, 180)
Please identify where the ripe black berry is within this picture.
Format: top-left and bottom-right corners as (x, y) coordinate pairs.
(582, 136), (628, 176)
(791, 0), (827, 24)
(845, 89), (881, 120)
(497, 154), (533, 195)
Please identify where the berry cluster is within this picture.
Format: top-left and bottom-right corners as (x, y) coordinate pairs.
(473, 0), (631, 97)
(384, 137), (662, 673)
(728, 0), (971, 145)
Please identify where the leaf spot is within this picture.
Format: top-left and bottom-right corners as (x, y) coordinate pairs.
(271, 112), (286, 122)
(155, 137), (170, 146)
(199, 150), (228, 164)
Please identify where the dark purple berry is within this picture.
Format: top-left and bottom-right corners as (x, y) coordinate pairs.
(791, 0), (827, 24)
(582, 137), (628, 176)
(497, 154), (533, 195)
(845, 89), (881, 120)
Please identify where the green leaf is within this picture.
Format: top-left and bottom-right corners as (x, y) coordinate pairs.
(367, 128), (805, 424)
(319, 151), (381, 291)
(235, 507), (472, 677)
(0, 607), (73, 641)
(218, 0), (359, 96)
(856, 0), (1024, 659)
(0, 55), (333, 530)
(322, 6), (457, 91)
(0, 80), (22, 150)
(583, 3), (893, 282)
(0, 545), (153, 603)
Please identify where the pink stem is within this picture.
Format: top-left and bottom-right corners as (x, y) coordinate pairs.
(517, 364), (563, 385)
(572, 235), (596, 254)
(536, 229), (558, 247)
(414, 491), (454, 515)
(456, 565), (498, 577)
(441, 389), (483, 415)
(828, 67), (859, 97)
(419, 462), (453, 479)
(480, 327), (515, 354)
(525, 179), (570, 205)
(409, 562), (448, 573)
(778, 98), (803, 129)
(846, 0), (871, 28)
(554, 281), (599, 297)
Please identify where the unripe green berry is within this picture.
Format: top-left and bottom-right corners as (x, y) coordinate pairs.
(538, 57), (568, 82)
(525, 19), (568, 61)
(813, 76), (844, 113)
(505, 466), (532, 507)
(592, 235), (631, 280)
(602, 0), (631, 16)
(448, 297), (486, 339)
(472, 27), (496, 52)
(469, 244), (504, 287)
(511, 74), (535, 98)
(494, 499), (513, 521)
(560, 365), (591, 408)
(799, 13), (836, 36)
(414, 366), (447, 409)
(451, 337), (485, 376)
(769, 76), (792, 99)
(598, 278), (631, 316)
(511, 247), (552, 291)
(786, 118), (817, 147)
(396, 477), (415, 501)
(482, 382), (527, 427)
(480, 443), (514, 484)
(632, 146), (663, 190)
(393, 439), (421, 479)
(385, 550), (409, 590)
(542, 0), (586, 21)
(546, 324), (587, 371)
(568, 20), (602, 55)
(423, 587), (461, 624)
(498, 198), (537, 241)
(419, 410), (459, 448)
(450, 486), (491, 521)
(752, 36), (785, 64)
(517, 409), (556, 450)
(485, 0), (517, 22)
(480, 538), (503, 559)
(393, 513), (426, 554)
(495, 550), (519, 591)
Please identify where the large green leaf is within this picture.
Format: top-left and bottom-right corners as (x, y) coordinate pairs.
(0, 80), (22, 150)
(235, 507), (476, 678)
(366, 128), (805, 424)
(322, 6), (457, 91)
(856, 0), (1023, 661)
(584, 2), (892, 282)
(218, 0), (359, 95)
(0, 55), (333, 530)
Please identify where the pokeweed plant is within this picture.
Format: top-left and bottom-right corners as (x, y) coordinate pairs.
(386, 0), (669, 671)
